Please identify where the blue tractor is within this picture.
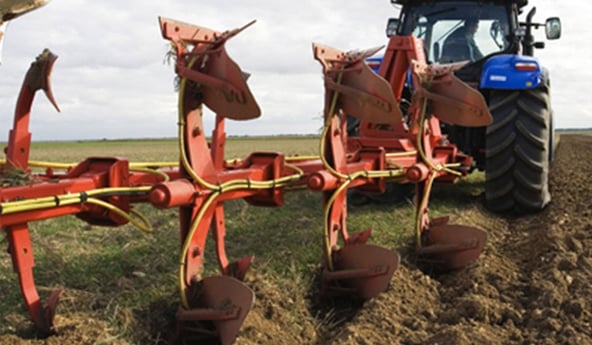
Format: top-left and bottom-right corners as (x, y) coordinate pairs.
(360, 0), (561, 214)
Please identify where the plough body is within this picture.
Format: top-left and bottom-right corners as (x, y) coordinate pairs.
(1, 17), (489, 344)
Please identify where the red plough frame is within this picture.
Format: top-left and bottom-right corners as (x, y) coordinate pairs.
(0, 18), (490, 344)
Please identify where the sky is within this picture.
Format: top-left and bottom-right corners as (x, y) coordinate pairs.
(0, 0), (588, 141)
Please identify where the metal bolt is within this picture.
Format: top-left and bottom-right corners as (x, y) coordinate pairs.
(192, 126), (201, 137)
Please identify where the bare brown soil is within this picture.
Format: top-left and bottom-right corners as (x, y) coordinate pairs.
(243, 134), (592, 345)
(1, 134), (591, 344)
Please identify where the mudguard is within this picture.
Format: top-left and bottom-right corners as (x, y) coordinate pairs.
(366, 56), (383, 73)
(480, 54), (543, 90)
(366, 56), (414, 89)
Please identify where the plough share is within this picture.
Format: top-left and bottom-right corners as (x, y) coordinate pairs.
(0, 17), (490, 344)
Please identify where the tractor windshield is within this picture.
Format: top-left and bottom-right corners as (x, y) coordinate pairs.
(398, 2), (512, 63)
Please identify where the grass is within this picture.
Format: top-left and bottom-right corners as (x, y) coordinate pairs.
(28, 139), (180, 163)
(24, 136), (321, 163)
(0, 135), (486, 343)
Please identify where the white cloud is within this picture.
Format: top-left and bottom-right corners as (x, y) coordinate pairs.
(530, 1), (592, 128)
(0, 1), (588, 141)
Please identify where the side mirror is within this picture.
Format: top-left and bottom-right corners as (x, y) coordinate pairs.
(386, 18), (399, 37)
(545, 17), (561, 40)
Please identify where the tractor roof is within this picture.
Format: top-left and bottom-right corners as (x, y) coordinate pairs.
(391, 0), (528, 8)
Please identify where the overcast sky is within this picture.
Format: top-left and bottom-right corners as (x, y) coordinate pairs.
(0, 1), (588, 141)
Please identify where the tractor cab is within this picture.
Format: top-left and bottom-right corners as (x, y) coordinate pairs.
(394, 2), (512, 63)
(387, 0), (561, 62)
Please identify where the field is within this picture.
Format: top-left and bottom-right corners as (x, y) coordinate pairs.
(1, 134), (591, 344)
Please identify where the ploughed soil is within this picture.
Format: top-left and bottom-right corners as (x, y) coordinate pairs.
(1, 134), (591, 344)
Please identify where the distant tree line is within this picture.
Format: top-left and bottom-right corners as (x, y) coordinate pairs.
(556, 128), (592, 132)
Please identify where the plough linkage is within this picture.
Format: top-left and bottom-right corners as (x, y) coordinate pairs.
(0, 17), (490, 345)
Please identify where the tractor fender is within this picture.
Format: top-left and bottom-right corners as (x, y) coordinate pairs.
(366, 56), (383, 74)
(480, 54), (544, 90)
(366, 56), (414, 88)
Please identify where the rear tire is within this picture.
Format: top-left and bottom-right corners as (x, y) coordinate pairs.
(485, 86), (551, 214)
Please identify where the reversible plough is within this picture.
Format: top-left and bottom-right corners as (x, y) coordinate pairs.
(0, 18), (490, 344)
